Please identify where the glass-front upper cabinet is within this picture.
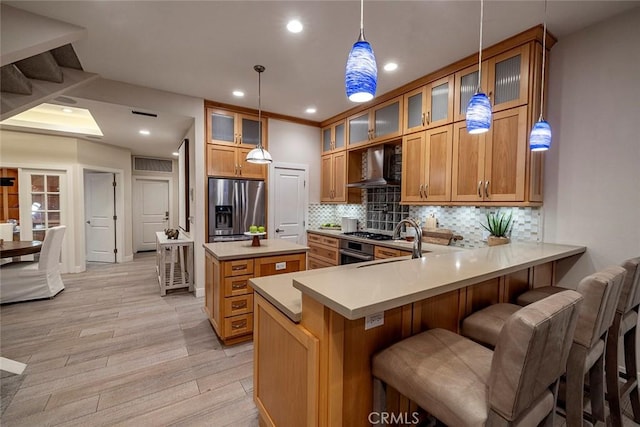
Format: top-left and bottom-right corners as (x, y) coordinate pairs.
(487, 44), (530, 113)
(454, 44), (530, 121)
(207, 108), (266, 148)
(404, 75), (454, 134)
(348, 96), (403, 147)
(321, 120), (346, 154)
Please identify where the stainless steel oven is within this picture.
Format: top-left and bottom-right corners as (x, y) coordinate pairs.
(339, 239), (375, 265)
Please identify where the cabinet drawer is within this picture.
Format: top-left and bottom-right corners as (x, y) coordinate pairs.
(308, 255), (335, 270)
(224, 313), (254, 338)
(374, 246), (411, 259)
(308, 245), (339, 265)
(255, 253), (306, 277)
(223, 275), (254, 297)
(307, 233), (339, 248)
(224, 294), (254, 317)
(224, 259), (254, 277)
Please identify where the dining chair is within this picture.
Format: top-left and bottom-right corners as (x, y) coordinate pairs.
(461, 266), (626, 426)
(372, 290), (583, 427)
(0, 225), (66, 304)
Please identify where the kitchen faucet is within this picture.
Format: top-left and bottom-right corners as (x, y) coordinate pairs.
(392, 218), (423, 259)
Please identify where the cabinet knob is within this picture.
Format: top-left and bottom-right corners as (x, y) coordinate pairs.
(477, 181), (483, 198)
(421, 113), (426, 126)
(424, 184), (429, 198)
(419, 184), (424, 198)
(484, 181), (490, 198)
(426, 111), (430, 125)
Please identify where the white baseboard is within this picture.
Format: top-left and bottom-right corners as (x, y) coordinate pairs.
(194, 287), (204, 298)
(122, 254), (134, 263)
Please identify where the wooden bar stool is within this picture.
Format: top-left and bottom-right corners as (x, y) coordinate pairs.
(606, 257), (640, 427)
(372, 290), (583, 427)
(461, 266), (626, 426)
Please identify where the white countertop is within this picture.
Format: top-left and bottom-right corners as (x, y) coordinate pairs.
(292, 242), (585, 320)
(156, 231), (193, 245)
(307, 229), (463, 254)
(203, 239), (309, 261)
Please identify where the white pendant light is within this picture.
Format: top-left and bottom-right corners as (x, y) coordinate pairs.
(246, 65), (273, 164)
(466, 0), (492, 134)
(345, 0), (377, 103)
(530, 0), (552, 151)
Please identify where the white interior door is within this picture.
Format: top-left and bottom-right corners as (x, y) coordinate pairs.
(271, 165), (307, 244)
(85, 172), (115, 263)
(134, 178), (170, 252)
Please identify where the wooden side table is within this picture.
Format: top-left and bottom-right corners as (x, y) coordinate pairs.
(155, 231), (194, 296)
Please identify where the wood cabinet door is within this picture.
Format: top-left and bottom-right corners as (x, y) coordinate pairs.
(424, 125), (453, 202)
(487, 44), (530, 113)
(207, 108), (237, 146)
(322, 120), (347, 154)
(238, 147), (267, 179)
(483, 106), (527, 201)
(347, 111), (371, 147)
(320, 154), (333, 202)
(372, 96), (403, 143)
(452, 122), (486, 202)
(237, 114), (266, 148)
(332, 151), (348, 202)
(401, 132), (426, 203)
(426, 75), (455, 129)
(403, 86), (427, 134)
(207, 144), (237, 177)
(454, 62), (488, 123)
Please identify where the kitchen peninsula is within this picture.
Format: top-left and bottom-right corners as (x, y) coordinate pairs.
(203, 239), (308, 345)
(250, 242), (585, 426)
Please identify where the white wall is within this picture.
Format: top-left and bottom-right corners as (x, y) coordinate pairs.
(268, 119), (321, 204)
(544, 7), (640, 284)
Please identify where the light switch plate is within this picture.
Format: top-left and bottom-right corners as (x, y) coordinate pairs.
(275, 262), (286, 270)
(365, 312), (384, 330)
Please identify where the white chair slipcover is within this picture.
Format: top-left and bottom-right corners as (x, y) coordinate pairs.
(0, 225), (66, 304)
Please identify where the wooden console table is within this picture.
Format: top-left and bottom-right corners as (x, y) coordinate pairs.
(155, 232), (193, 296)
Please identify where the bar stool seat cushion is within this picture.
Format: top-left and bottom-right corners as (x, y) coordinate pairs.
(373, 328), (493, 426)
(461, 303), (520, 348)
(516, 286), (567, 306)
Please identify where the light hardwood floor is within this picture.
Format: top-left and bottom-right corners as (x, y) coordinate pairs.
(2, 253), (638, 426)
(1, 253), (258, 427)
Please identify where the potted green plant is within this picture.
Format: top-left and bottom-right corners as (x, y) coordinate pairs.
(482, 211), (513, 246)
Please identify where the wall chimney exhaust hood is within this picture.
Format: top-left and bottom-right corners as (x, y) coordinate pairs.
(347, 144), (399, 188)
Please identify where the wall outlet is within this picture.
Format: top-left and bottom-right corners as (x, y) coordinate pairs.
(275, 262), (286, 271)
(482, 230), (490, 241)
(365, 312), (384, 330)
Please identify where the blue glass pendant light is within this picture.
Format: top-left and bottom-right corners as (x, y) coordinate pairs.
(345, 0), (377, 103)
(466, 0), (491, 134)
(246, 65), (273, 164)
(530, 0), (552, 151)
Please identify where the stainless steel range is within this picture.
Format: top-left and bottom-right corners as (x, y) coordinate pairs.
(339, 232), (393, 264)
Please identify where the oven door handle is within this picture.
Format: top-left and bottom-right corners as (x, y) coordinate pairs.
(339, 248), (374, 261)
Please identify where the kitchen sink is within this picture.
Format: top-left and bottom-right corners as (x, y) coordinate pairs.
(356, 258), (412, 269)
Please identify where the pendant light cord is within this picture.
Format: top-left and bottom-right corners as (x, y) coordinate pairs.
(358, 0), (365, 40)
(477, 0), (484, 90)
(258, 70), (262, 151)
(539, 0), (547, 121)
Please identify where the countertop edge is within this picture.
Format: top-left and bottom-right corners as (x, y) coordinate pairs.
(250, 280), (301, 323)
(293, 244), (586, 321)
(202, 243), (309, 261)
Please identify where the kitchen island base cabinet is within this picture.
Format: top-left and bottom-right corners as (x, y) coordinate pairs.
(254, 294), (319, 427)
(204, 247), (307, 346)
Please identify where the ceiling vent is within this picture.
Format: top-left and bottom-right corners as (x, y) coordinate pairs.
(133, 156), (173, 173)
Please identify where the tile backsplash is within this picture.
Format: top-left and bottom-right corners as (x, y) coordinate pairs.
(309, 202), (541, 249)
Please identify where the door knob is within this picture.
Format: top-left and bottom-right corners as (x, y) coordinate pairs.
(275, 228), (283, 233)
(86, 220), (91, 225)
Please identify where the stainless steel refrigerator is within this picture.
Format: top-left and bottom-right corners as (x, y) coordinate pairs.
(208, 178), (265, 242)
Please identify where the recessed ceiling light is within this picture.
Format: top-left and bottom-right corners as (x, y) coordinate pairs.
(172, 152), (180, 156)
(384, 62), (398, 72)
(139, 129), (150, 135)
(287, 19), (303, 33)
(232, 90), (244, 97)
(305, 107), (317, 114)
(62, 108), (73, 113)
